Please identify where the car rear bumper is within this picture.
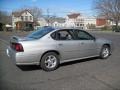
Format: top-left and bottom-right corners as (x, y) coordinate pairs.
(6, 47), (40, 65)
(6, 47), (16, 64)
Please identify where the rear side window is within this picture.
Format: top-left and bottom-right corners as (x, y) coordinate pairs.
(27, 27), (54, 39)
(51, 30), (74, 40)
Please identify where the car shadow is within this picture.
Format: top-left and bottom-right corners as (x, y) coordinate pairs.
(17, 65), (41, 71)
(18, 57), (99, 71)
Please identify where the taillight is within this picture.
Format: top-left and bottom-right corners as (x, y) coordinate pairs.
(11, 43), (24, 52)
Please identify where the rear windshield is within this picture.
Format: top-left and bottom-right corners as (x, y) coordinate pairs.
(27, 27), (55, 39)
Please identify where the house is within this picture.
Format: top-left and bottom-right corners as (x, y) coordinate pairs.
(45, 17), (65, 28)
(96, 18), (107, 27)
(34, 17), (48, 29)
(84, 17), (96, 30)
(65, 13), (85, 29)
(52, 18), (65, 27)
(12, 10), (34, 30)
(37, 18), (47, 27)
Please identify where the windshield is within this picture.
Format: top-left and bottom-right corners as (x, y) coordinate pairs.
(27, 27), (55, 39)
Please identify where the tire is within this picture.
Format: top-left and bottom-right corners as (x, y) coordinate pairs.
(100, 45), (110, 59)
(40, 52), (59, 71)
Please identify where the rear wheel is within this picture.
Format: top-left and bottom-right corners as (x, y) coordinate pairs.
(40, 52), (59, 71)
(100, 45), (110, 59)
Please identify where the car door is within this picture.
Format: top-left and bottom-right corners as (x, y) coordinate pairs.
(51, 29), (80, 61)
(74, 30), (98, 58)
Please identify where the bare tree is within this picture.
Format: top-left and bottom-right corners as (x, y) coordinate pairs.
(0, 10), (12, 24)
(29, 7), (42, 21)
(94, 0), (120, 30)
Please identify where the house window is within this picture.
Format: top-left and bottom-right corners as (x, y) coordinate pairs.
(80, 24), (83, 26)
(25, 16), (28, 21)
(55, 23), (57, 27)
(30, 16), (32, 20)
(77, 23), (79, 26)
(21, 16), (24, 21)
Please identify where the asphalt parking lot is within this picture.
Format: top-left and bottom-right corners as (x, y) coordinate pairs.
(0, 31), (120, 90)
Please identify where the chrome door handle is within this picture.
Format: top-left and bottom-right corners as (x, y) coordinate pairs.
(81, 42), (84, 45)
(58, 44), (63, 46)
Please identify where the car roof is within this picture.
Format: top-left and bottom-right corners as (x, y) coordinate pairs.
(54, 28), (84, 31)
(42, 26), (84, 32)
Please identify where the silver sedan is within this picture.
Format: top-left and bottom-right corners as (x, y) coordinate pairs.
(7, 27), (113, 71)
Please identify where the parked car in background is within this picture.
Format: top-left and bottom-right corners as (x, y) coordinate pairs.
(112, 25), (120, 32)
(6, 26), (113, 71)
(5, 24), (13, 31)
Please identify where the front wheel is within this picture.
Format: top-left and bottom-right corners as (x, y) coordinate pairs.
(100, 45), (110, 59)
(40, 52), (59, 71)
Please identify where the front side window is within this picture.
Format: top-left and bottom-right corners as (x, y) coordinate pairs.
(74, 30), (94, 40)
(51, 30), (74, 40)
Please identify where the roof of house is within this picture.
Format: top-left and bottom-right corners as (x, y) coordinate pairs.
(67, 13), (80, 19)
(12, 9), (32, 17)
(45, 17), (65, 24)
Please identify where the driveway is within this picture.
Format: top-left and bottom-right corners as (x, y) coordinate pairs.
(0, 31), (120, 90)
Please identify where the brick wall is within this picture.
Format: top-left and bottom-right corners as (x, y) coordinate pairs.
(96, 19), (106, 26)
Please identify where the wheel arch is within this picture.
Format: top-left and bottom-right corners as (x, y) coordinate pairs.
(40, 50), (60, 63)
(100, 43), (112, 54)
(102, 43), (111, 50)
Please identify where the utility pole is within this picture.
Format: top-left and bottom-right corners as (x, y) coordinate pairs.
(47, 9), (50, 26)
